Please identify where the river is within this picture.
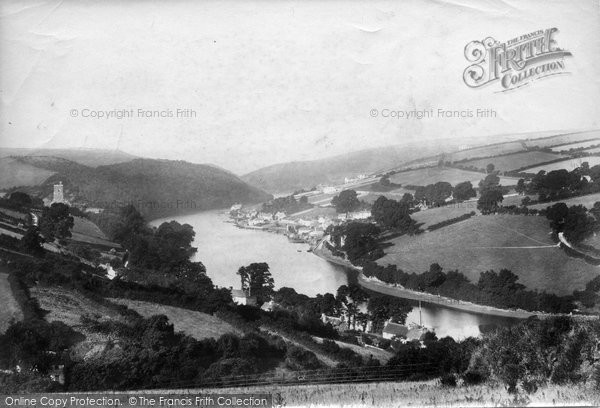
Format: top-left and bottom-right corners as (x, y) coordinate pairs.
(151, 210), (519, 339)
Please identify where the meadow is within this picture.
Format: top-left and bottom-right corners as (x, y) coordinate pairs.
(524, 130), (600, 149)
(446, 141), (525, 163)
(109, 298), (241, 340)
(461, 151), (566, 172)
(551, 139), (600, 152)
(411, 203), (478, 229)
(523, 156), (600, 173)
(528, 192), (600, 210)
(0, 269), (23, 333)
(388, 167), (519, 188)
(377, 214), (598, 295)
(177, 379), (600, 407)
(584, 146), (600, 154)
(70, 216), (121, 248)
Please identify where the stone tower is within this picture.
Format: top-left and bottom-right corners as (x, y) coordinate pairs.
(52, 181), (65, 204)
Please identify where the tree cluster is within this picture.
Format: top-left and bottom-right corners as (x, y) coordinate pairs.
(261, 194), (311, 215)
(362, 262), (575, 314)
(371, 196), (417, 232)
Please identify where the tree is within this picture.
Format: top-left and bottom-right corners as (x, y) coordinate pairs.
(331, 190), (360, 214)
(562, 205), (598, 243)
(237, 262), (275, 306)
(371, 196), (416, 232)
(453, 181), (476, 202)
(415, 182), (453, 206)
(152, 221), (197, 269)
(20, 226), (44, 256)
(477, 173), (504, 214)
(515, 179), (526, 195)
(8, 192), (33, 208)
(367, 296), (411, 332)
(38, 203), (74, 243)
(477, 189), (503, 214)
(112, 205), (151, 248)
(486, 163), (495, 174)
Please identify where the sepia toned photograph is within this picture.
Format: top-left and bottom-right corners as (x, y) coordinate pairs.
(0, 0), (599, 406)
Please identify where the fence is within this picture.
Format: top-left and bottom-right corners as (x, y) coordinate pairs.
(137, 362), (441, 391)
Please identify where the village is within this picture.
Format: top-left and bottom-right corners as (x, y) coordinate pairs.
(229, 176), (376, 246)
(226, 176), (435, 351)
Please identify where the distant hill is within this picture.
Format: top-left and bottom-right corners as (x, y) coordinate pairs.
(11, 156), (272, 219)
(0, 157), (56, 189)
(0, 148), (137, 167)
(241, 144), (456, 194)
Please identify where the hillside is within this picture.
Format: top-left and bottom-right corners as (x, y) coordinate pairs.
(11, 156), (272, 219)
(0, 147), (137, 167)
(377, 214), (598, 295)
(241, 144), (453, 194)
(0, 157), (55, 189)
(109, 298), (240, 340)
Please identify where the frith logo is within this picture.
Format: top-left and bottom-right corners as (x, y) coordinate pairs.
(463, 28), (572, 91)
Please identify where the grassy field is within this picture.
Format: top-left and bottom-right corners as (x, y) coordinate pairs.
(360, 188), (416, 205)
(411, 204), (477, 229)
(447, 141), (526, 163)
(0, 157), (55, 189)
(389, 167), (519, 188)
(109, 298), (241, 340)
(551, 139), (600, 151)
(528, 192), (600, 210)
(461, 151), (566, 172)
(523, 156), (600, 173)
(70, 216), (121, 248)
(289, 207), (337, 219)
(524, 130), (600, 148)
(72, 216), (108, 239)
(181, 380), (600, 407)
(31, 286), (125, 328)
(0, 269), (23, 333)
(583, 146), (600, 154)
(377, 214), (598, 295)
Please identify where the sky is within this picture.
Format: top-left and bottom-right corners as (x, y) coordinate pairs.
(0, 0), (599, 174)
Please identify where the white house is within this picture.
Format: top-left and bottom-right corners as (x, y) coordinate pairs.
(349, 210), (371, 220)
(322, 186), (338, 194)
(231, 289), (257, 306)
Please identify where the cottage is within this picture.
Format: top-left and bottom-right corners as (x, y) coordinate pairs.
(382, 321), (409, 340)
(231, 289), (257, 306)
(321, 313), (349, 332)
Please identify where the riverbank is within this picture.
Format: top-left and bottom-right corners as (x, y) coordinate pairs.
(312, 245), (552, 320)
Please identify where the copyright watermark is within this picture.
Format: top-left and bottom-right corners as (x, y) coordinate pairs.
(69, 108), (197, 119)
(1, 393), (272, 407)
(369, 107), (498, 119)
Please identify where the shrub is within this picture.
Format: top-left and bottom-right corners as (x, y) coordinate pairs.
(440, 373), (457, 387)
(462, 370), (486, 385)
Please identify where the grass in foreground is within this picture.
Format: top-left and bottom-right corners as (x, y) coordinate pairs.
(377, 214), (598, 295)
(152, 380), (600, 407)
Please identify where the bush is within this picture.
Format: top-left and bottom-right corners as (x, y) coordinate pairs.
(462, 370), (486, 385)
(440, 373), (457, 387)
